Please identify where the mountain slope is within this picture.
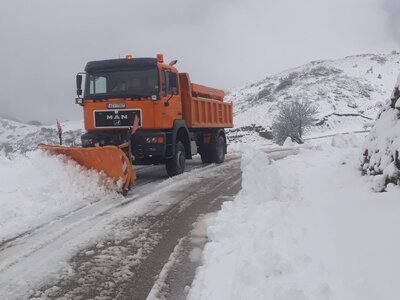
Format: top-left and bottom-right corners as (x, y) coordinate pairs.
(227, 53), (400, 140)
(0, 118), (83, 154)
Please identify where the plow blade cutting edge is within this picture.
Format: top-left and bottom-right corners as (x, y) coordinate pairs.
(38, 144), (136, 193)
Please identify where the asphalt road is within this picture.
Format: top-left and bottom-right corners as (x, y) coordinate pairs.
(27, 156), (241, 300)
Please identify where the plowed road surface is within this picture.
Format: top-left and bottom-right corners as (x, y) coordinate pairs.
(0, 149), (297, 300)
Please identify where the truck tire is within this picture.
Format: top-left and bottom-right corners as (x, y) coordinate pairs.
(166, 141), (186, 177)
(200, 152), (213, 163)
(212, 135), (226, 164)
(201, 134), (226, 164)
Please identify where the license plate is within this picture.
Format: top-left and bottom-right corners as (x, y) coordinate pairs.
(107, 103), (126, 109)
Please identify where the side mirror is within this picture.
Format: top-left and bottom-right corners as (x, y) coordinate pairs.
(75, 97), (84, 105)
(169, 60), (178, 66)
(76, 74), (83, 96)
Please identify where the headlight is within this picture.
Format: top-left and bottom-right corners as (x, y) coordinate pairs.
(145, 137), (158, 143)
(81, 138), (94, 147)
(144, 136), (164, 144)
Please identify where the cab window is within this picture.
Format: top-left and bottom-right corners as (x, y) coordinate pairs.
(169, 72), (178, 95)
(161, 71), (169, 97)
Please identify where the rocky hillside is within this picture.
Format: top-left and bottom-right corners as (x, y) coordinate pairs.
(226, 52), (400, 142)
(0, 118), (83, 154)
(361, 74), (400, 191)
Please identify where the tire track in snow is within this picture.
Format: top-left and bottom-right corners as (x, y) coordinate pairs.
(29, 160), (242, 300)
(0, 156), (239, 300)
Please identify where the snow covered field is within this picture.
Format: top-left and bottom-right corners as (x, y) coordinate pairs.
(189, 136), (399, 300)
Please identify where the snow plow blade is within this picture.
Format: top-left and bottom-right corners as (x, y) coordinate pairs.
(38, 144), (136, 193)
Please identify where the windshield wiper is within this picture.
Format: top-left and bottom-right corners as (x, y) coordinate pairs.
(86, 93), (150, 100)
(117, 94), (152, 100)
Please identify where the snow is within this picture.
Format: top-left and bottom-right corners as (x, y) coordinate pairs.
(0, 117), (84, 154)
(0, 150), (121, 242)
(283, 136), (296, 147)
(1, 53), (399, 298)
(361, 72), (400, 191)
(189, 139), (399, 300)
(0, 156), (241, 300)
(331, 133), (361, 149)
(147, 237), (186, 300)
(226, 53), (400, 145)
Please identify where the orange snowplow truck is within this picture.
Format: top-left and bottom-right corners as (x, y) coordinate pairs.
(40, 54), (233, 194)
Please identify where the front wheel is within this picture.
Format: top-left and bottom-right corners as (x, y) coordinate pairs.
(166, 141), (186, 177)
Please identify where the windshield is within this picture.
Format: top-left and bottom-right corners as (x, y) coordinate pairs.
(84, 66), (159, 99)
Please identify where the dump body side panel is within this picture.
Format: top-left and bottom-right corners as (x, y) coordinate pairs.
(179, 73), (233, 129)
(191, 83), (224, 101)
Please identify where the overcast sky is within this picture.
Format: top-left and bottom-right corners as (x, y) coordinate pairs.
(0, 0), (399, 124)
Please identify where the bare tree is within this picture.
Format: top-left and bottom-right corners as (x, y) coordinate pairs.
(272, 100), (318, 145)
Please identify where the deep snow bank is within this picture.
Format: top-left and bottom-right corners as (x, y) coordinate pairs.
(361, 74), (400, 191)
(0, 150), (121, 242)
(189, 142), (400, 300)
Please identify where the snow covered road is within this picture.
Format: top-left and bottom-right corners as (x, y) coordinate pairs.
(0, 152), (247, 299)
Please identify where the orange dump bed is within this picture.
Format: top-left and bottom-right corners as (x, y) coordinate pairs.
(191, 84), (224, 101)
(180, 73), (233, 129)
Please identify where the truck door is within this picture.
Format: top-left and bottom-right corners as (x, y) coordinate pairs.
(157, 70), (182, 128)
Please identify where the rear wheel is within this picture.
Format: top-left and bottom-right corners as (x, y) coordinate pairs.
(166, 141), (186, 177)
(200, 134), (226, 164)
(212, 135), (226, 164)
(200, 152), (213, 163)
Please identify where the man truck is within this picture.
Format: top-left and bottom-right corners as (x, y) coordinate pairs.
(40, 54), (233, 194)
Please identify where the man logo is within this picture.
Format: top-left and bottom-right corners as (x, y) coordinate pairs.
(94, 109), (141, 128)
(106, 115), (128, 120)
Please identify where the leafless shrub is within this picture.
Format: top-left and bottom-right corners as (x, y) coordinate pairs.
(272, 100), (318, 145)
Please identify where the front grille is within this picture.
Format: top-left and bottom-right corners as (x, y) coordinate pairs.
(94, 109), (141, 128)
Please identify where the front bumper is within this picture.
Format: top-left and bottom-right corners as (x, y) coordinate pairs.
(131, 130), (167, 163)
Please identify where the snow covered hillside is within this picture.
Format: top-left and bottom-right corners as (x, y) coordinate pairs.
(0, 117), (83, 154)
(227, 52), (400, 142)
(189, 137), (400, 300)
(361, 73), (400, 191)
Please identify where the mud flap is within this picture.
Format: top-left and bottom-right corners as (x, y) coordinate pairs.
(38, 144), (136, 193)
